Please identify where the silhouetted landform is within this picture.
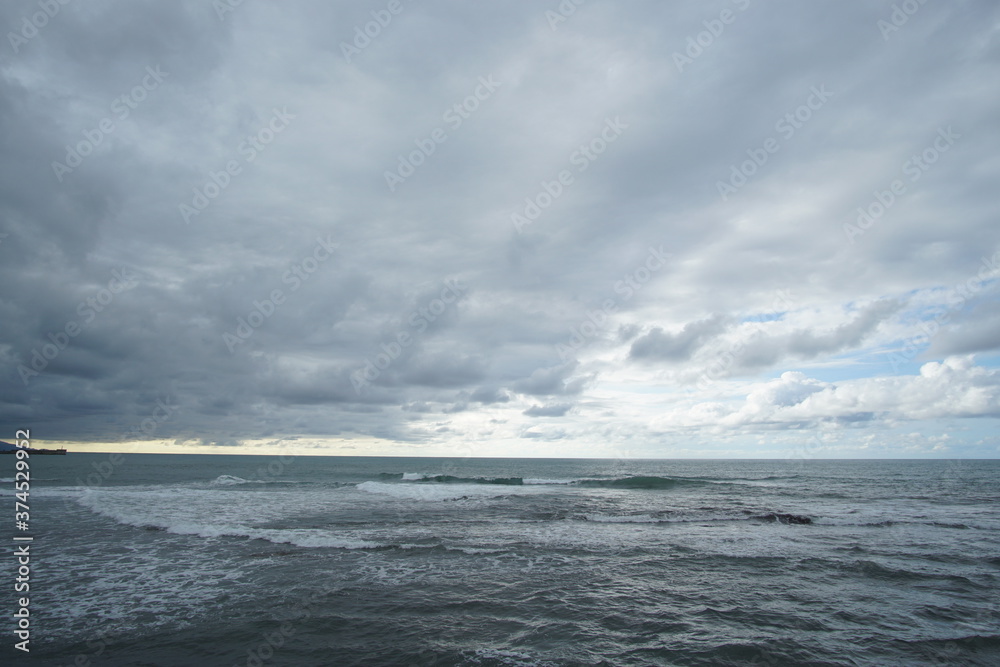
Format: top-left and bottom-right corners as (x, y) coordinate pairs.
(0, 440), (67, 455)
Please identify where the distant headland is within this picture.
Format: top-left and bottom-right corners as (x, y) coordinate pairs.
(0, 440), (67, 455)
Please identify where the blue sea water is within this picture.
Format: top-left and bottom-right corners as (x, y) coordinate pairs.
(3, 454), (999, 666)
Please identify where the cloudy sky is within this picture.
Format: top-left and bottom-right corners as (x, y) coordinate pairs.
(2, 0), (999, 458)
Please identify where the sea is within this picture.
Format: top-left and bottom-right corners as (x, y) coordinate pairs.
(2, 454), (999, 666)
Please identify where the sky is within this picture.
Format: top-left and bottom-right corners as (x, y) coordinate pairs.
(1, 0), (998, 459)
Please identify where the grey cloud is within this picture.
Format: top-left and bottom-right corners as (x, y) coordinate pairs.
(511, 362), (589, 397)
(523, 404), (571, 418)
(1, 1), (998, 455)
(736, 300), (903, 371)
(630, 314), (731, 362)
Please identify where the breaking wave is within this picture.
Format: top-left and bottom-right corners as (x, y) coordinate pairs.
(374, 473), (713, 490)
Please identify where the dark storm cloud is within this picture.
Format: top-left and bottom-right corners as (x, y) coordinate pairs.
(1, 0), (998, 454)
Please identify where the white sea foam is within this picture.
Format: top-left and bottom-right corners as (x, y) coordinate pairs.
(584, 513), (663, 524)
(523, 478), (574, 485)
(446, 546), (505, 555)
(357, 480), (535, 501)
(466, 648), (557, 666)
(401, 472), (429, 480)
(212, 474), (251, 485)
(74, 490), (379, 549)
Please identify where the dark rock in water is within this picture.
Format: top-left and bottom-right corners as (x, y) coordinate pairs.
(755, 513), (812, 525)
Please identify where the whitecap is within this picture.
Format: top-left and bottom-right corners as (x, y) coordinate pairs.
(356, 480), (535, 501)
(211, 475), (250, 485)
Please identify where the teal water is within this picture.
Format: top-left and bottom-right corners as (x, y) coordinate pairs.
(3, 455), (999, 665)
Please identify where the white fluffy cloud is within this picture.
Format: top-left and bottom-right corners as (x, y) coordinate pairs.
(652, 357), (999, 433)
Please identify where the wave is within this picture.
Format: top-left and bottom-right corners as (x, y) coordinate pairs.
(850, 559), (983, 587)
(209, 475), (302, 486)
(74, 492), (379, 549)
(827, 518), (986, 530)
(584, 513), (666, 524)
(374, 473), (712, 490)
(379, 473), (525, 485)
(582, 511), (815, 526)
(357, 481), (535, 502)
(212, 475), (252, 485)
(751, 513), (812, 525)
(573, 476), (710, 490)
